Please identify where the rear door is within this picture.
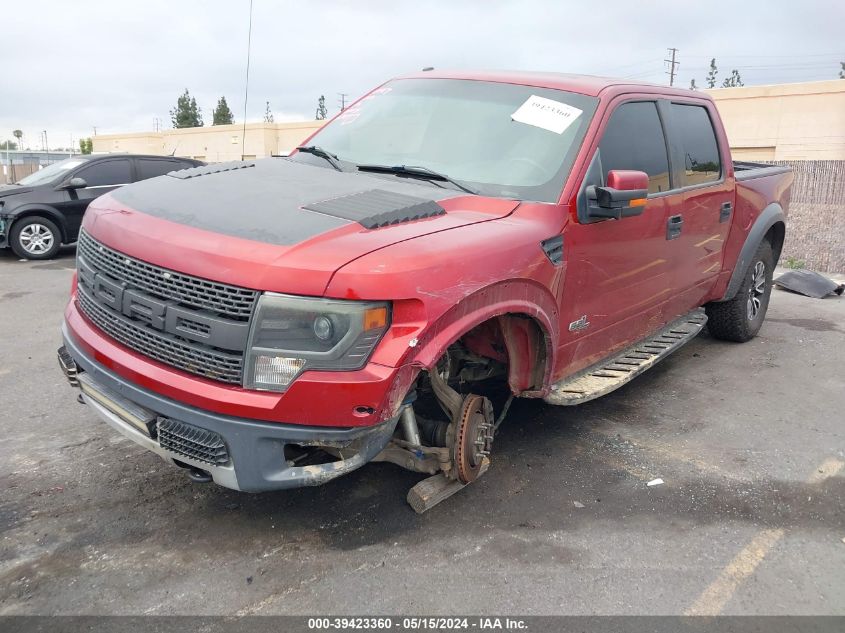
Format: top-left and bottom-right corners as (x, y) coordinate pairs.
(56, 158), (134, 240)
(135, 157), (190, 181)
(558, 98), (682, 374)
(662, 101), (734, 316)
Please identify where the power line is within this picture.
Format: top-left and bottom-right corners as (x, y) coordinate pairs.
(680, 52), (843, 59)
(337, 93), (349, 111)
(684, 62), (841, 71)
(597, 58), (664, 74)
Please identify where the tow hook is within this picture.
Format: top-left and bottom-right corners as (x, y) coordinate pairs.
(188, 468), (213, 484)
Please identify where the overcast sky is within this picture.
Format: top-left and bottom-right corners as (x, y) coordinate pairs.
(2, 0), (842, 149)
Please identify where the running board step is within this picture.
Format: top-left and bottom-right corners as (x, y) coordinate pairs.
(545, 308), (708, 406)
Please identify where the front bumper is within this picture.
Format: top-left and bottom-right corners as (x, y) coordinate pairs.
(59, 333), (400, 492)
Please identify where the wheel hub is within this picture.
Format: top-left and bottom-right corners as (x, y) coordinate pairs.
(450, 394), (494, 484)
(747, 260), (766, 321)
(20, 223), (54, 255)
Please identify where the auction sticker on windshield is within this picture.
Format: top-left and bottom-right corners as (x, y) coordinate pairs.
(511, 95), (582, 134)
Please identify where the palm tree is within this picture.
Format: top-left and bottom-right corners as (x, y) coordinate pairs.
(12, 129), (23, 149)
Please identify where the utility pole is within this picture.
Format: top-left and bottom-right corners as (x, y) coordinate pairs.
(664, 47), (679, 86)
(337, 93), (348, 111)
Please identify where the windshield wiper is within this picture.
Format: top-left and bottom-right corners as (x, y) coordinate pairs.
(296, 145), (343, 171)
(356, 164), (477, 195)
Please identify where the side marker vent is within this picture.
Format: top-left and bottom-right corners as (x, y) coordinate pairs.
(541, 235), (564, 266)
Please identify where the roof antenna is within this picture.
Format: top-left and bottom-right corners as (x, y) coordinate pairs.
(170, 141), (180, 157)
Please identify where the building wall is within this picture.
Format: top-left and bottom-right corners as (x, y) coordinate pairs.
(706, 80), (845, 161)
(92, 121), (324, 162)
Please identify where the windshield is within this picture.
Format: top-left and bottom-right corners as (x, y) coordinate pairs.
(16, 158), (88, 186)
(296, 78), (598, 202)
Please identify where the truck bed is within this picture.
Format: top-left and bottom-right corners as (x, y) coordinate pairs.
(733, 160), (792, 182)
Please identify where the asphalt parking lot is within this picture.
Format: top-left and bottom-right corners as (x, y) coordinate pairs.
(0, 245), (843, 616)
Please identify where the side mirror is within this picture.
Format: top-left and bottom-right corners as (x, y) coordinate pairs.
(60, 177), (88, 190)
(586, 170), (648, 220)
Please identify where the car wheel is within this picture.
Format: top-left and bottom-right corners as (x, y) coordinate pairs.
(706, 240), (774, 343)
(10, 217), (63, 260)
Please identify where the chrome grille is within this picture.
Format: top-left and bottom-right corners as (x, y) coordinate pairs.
(78, 288), (244, 384)
(77, 230), (257, 321)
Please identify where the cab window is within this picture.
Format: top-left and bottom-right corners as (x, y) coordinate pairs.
(599, 101), (671, 194)
(670, 104), (721, 185)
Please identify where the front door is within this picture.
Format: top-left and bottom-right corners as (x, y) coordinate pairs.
(557, 99), (682, 377)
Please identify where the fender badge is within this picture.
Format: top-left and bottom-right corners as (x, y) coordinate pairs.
(569, 315), (590, 332)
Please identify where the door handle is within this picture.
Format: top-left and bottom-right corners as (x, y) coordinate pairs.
(719, 201), (732, 223)
(666, 214), (683, 240)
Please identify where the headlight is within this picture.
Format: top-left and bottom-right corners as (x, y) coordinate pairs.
(243, 293), (390, 392)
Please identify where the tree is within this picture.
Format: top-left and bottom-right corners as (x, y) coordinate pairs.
(212, 96), (234, 125)
(170, 89), (203, 128)
(315, 95), (328, 120)
(79, 138), (93, 154)
(840, 62), (844, 79)
(264, 101), (274, 123)
(0, 140), (18, 150)
(721, 69), (744, 88)
(689, 78), (698, 90)
(13, 129), (23, 147)
(706, 58), (718, 89)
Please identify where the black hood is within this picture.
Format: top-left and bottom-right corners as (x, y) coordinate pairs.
(110, 158), (464, 246)
(0, 184), (33, 197)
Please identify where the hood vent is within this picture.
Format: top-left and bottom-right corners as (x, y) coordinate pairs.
(305, 189), (446, 230)
(168, 161), (255, 180)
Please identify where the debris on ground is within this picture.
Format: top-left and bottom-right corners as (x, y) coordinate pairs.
(774, 270), (845, 299)
(647, 478), (664, 487)
(573, 501), (585, 508)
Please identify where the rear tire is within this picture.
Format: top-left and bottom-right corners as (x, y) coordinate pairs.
(10, 216), (62, 260)
(706, 240), (774, 342)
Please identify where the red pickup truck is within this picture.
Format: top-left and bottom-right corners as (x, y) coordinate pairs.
(58, 71), (793, 504)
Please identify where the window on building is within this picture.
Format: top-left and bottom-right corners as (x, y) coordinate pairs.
(671, 104), (721, 185)
(76, 159), (132, 187)
(599, 101), (671, 194)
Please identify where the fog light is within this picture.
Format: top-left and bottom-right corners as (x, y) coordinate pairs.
(253, 355), (305, 389)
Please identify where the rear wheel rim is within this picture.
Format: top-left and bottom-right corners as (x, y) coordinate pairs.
(19, 223), (55, 255)
(746, 260), (766, 321)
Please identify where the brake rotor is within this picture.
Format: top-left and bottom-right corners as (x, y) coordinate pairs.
(451, 394), (495, 484)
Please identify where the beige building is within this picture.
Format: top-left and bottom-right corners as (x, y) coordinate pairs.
(705, 79), (845, 161)
(92, 121), (325, 162)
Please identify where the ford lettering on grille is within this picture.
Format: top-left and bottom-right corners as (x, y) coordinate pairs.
(75, 230), (257, 384)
